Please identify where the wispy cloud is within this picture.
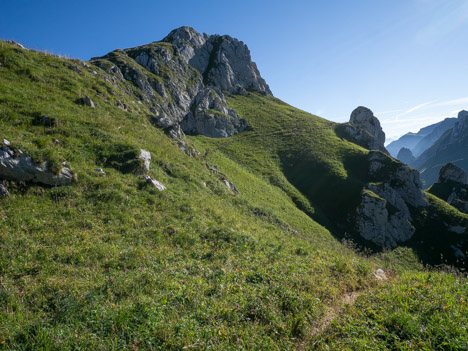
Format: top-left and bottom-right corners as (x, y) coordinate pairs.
(379, 96), (468, 138)
(401, 101), (434, 115)
(416, 0), (468, 44)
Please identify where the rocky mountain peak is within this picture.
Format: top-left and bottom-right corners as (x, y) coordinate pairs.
(163, 26), (272, 95)
(439, 163), (467, 184)
(91, 26), (272, 141)
(163, 26), (207, 47)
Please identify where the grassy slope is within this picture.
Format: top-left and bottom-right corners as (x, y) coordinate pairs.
(0, 42), (466, 350)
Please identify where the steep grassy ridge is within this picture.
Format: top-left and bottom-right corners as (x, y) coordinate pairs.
(0, 41), (467, 350)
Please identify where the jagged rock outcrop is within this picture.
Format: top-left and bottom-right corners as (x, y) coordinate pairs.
(396, 147), (415, 164)
(445, 110), (468, 145)
(91, 26), (270, 140)
(439, 163), (467, 184)
(356, 188), (414, 248)
(163, 26), (272, 95)
(0, 183), (9, 198)
(368, 151), (427, 208)
(0, 145), (73, 186)
(340, 106), (388, 154)
(354, 151), (427, 248)
(429, 163), (468, 214)
(181, 87), (247, 137)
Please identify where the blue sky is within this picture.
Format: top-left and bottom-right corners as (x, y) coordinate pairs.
(1, 0), (467, 139)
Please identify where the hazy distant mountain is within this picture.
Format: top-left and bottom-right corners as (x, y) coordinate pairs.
(386, 132), (425, 157)
(412, 111), (468, 186)
(396, 147), (415, 164)
(387, 118), (457, 157)
(412, 118), (457, 157)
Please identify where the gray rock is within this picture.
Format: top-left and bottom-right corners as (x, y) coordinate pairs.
(138, 149), (151, 174)
(450, 245), (466, 259)
(374, 269), (387, 280)
(116, 100), (127, 110)
(180, 88), (247, 137)
(96, 168), (106, 175)
(396, 147), (415, 165)
(439, 163), (467, 184)
(163, 26), (272, 95)
(0, 184), (9, 198)
(167, 124), (185, 141)
(69, 65), (82, 74)
(448, 110), (468, 144)
(356, 187), (415, 248)
(0, 146), (73, 186)
(344, 106), (387, 153)
(80, 96), (95, 108)
(144, 176), (166, 191)
(449, 226), (466, 234)
(368, 151), (427, 208)
(447, 189), (468, 214)
(5, 40), (25, 49)
(353, 151), (428, 248)
(222, 179), (239, 194)
(2, 139), (10, 146)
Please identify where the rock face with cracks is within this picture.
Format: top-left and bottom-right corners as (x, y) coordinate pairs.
(354, 151), (427, 248)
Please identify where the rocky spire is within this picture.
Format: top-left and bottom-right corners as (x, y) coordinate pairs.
(340, 106), (388, 153)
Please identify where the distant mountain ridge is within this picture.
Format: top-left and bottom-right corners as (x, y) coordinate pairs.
(387, 117), (457, 157)
(412, 111), (468, 186)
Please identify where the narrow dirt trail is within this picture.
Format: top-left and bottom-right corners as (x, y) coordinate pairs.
(298, 269), (390, 350)
(310, 291), (360, 338)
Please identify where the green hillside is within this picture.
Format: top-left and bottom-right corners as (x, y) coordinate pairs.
(0, 41), (467, 350)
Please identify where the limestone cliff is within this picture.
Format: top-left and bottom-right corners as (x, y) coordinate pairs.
(91, 26), (270, 139)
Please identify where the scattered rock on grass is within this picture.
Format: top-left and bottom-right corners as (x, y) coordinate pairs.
(6, 40), (25, 49)
(0, 184), (9, 198)
(222, 179), (239, 194)
(137, 149), (151, 174)
(96, 168), (106, 175)
(0, 146), (73, 186)
(144, 176), (166, 191)
(374, 269), (387, 280)
(78, 96), (95, 108)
